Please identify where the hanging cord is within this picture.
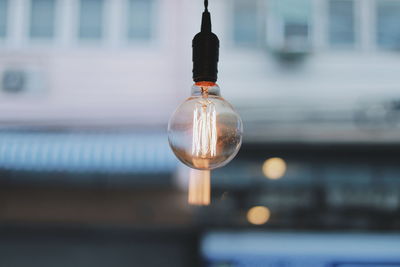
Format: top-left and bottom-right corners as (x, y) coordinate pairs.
(201, 0), (211, 32)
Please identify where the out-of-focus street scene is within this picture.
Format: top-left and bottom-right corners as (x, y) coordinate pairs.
(0, 0), (400, 266)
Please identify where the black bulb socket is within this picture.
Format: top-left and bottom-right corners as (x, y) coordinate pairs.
(192, 11), (219, 83)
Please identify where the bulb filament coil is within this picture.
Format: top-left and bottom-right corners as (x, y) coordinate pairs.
(192, 100), (217, 158)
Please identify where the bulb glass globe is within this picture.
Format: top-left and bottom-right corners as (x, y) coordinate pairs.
(168, 82), (243, 170)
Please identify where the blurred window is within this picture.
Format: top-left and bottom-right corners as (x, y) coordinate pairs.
(328, 0), (355, 47)
(30, 0), (55, 39)
(79, 0), (104, 40)
(127, 0), (153, 40)
(233, 0), (262, 46)
(0, 0), (7, 38)
(272, 0), (311, 52)
(377, 0), (400, 50)
(284, 23), (308, 39)
(284, 22), (309, 50)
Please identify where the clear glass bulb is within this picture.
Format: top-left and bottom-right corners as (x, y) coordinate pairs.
(168, 82), (243, 170)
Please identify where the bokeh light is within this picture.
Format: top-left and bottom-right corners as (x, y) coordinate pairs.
(262, 157), (287, 179)
(246, 206), (271, 225)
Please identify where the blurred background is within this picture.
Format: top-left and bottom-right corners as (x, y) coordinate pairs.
(1, 0), (400, 266)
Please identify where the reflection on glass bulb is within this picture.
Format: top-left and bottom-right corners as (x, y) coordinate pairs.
(168, 82), (243, 170)
(188, 168), (210, 206)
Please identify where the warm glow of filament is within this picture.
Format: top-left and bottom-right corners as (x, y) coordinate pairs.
(188, 169), (210, 206)
(192, 100), (217, 158)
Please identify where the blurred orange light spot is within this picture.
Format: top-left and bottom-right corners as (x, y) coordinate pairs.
(262, 157), (286, 179)
(247, 206), (270, 225)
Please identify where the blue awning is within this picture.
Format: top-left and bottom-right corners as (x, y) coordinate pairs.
(0, 131), (177, 174)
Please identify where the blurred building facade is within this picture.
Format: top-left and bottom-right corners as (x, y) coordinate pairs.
(1, 0), (400, 141)
(0, 1), (400, 266)
(0, 0), (400, 224)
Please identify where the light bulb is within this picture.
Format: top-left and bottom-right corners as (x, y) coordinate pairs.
(168, 82), (243, 170)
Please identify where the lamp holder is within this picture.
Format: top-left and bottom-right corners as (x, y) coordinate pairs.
(192, 7), (219, 83)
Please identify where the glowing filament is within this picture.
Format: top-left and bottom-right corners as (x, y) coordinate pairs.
(192, 100), (217, 158)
